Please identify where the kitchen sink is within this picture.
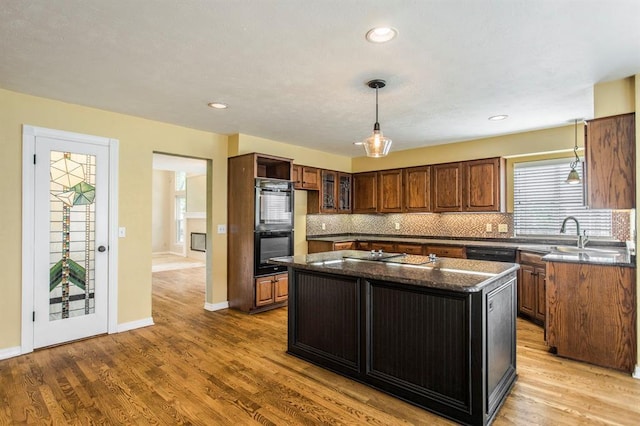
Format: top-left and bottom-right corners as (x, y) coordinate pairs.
(550, 246), (621, 256)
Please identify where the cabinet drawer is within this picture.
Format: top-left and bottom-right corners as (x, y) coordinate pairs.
(396, 243), (424, 255)
(370, 242), (395, 252)
(426, 245), (466, 258)
(334, 241), (355, 250)
(355, 241), (371, 250)
(518, 251), (545, 265)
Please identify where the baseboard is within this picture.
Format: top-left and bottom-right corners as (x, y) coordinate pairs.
(116, 317), (154, 333)
(633, 364), (640, 380)
(204, 301), (229, 312)
(0, 346), (22, 361)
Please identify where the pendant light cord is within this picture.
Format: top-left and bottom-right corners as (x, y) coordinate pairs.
(570, 119), (580, 168)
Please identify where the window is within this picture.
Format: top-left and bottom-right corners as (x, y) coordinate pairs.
(175, 171), (186, 243)
(513, 158), (612, 237)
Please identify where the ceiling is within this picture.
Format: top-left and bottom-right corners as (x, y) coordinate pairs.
(2, 1), (639, 157)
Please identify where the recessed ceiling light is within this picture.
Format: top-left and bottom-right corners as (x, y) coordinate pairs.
(353, 141), (364, 146)
(208, 102), (228, 109)
(488, 115), (508, 121)
(366, 27), (398, 43)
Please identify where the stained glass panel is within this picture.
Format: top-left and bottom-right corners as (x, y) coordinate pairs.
(49, 151), (97, 320)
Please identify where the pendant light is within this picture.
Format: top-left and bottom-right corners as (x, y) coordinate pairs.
(565, 119), (581, 184)
(361, 79), (392, 158)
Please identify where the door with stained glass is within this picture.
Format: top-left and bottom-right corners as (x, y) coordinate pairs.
(33, 136), (109, 348)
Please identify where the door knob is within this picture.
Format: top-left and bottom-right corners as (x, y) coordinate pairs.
(98, 246), (106, 252)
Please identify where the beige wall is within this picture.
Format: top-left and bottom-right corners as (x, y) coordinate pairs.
(151, 170), (172, 253)
(0, 88), (228, 350)
(594, 76), (635, 118)
(636, 73), (640, 374)
(186, 174), (207, 213)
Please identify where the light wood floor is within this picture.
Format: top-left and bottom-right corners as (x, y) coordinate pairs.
(1, 267), (639, 425)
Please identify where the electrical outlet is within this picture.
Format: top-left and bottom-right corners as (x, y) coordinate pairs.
(498, 224), (508, 233)
(394, 222), (400, 230)
(321, 223), (326, 230)
(485, 223), (492, 232)
(217, 224), (226, 234)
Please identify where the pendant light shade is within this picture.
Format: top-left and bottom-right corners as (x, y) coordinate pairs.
(566, 119), (581, 184)
(362, 79), (392, 158)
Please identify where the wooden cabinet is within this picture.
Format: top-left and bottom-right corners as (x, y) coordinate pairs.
(337, 172), (352, 213)
(308, 240), (354, 253)
(432, 162), (463, 212)
(352, 172), (378, 213)
(403, 166), (431, 212)
(308, 170), (351, 213)
(227, 153), (292, 313)
(432, 158), (503, 213)
(396, 243), (424, 255)
(425, 245), (466, 258)
(463, 158), (503, 212)
(292, 165), (320, 190)
(255, 273), (288, 307)
(355, 241), (371, 250)
(378, 169), (403, 213)
(370, 241), (395, 252)
(546, 262), (636, 373)
(517, 251), (546, 325)
(585, 113), (635, 209)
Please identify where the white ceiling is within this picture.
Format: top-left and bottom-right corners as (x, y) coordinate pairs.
(2, 1), (639, 157)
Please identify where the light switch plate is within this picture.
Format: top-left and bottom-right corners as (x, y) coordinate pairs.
(217, 224), (226, 234)
(118, 227), (126, 238)
(498, 224), (508, 233)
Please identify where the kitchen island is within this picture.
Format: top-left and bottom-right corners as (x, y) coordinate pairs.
(269, 250), (520, 426)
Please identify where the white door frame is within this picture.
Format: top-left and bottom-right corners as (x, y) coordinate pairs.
(21, 125), (119, 354)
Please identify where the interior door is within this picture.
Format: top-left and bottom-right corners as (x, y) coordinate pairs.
(33, 136), (110, 348)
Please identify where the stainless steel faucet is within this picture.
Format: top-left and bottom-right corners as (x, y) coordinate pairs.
(560, 216), (589, 248)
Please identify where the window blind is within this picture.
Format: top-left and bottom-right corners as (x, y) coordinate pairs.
(513, 159), (612, 237)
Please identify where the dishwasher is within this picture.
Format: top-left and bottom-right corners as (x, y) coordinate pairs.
(465, 246), (517, 263)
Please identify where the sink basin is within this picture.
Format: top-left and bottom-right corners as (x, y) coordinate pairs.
(550, 246), (621, 256)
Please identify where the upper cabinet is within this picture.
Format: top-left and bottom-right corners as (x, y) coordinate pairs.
(308, 169), (351, 214)
(403, 166), (431, 213)
(255, 155), (292, 180)
(378, 169), (403, 213)
(585, 113), (635, 209)
(292, 165), (320, 190)
(463, 158), (503, 212)
(353, 172), (378, 213)
(432, 162), (463, 212)
(432, 158), (503, 213)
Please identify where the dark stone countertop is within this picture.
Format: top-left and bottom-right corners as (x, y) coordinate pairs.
(269, 250), (520, 293)
(306, 234), (635, 267)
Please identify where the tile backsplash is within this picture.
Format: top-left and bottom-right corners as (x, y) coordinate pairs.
(307, 210), (633, 241)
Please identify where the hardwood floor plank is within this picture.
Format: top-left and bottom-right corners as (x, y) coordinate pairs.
(1, 266), (639, 425)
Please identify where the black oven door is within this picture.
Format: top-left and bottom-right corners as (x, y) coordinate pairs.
(254, 231), (293, 276)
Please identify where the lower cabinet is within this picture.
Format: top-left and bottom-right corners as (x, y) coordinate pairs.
(255, 273), (288, 307)
(516, 251), (546, 325)
(546, 262), (636, 372)
(425, 245), (466, 258)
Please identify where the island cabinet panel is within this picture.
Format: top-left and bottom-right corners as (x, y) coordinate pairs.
(585, 113), (635, 209)
(403, 165), (431, 212)
(378, 169), (403, 212)
(288, 271), (361, 374)
(352, 172), (378, 213)
(287, 266), (518, 426)
(546, 262), (636, 372)
(368, 283), (470, 405)
(432, 162), (463, 212)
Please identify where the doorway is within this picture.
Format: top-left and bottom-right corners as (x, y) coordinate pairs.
(151, 153), (208, 284)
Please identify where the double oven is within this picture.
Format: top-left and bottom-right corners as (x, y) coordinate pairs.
(254, 178), (294, 276)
